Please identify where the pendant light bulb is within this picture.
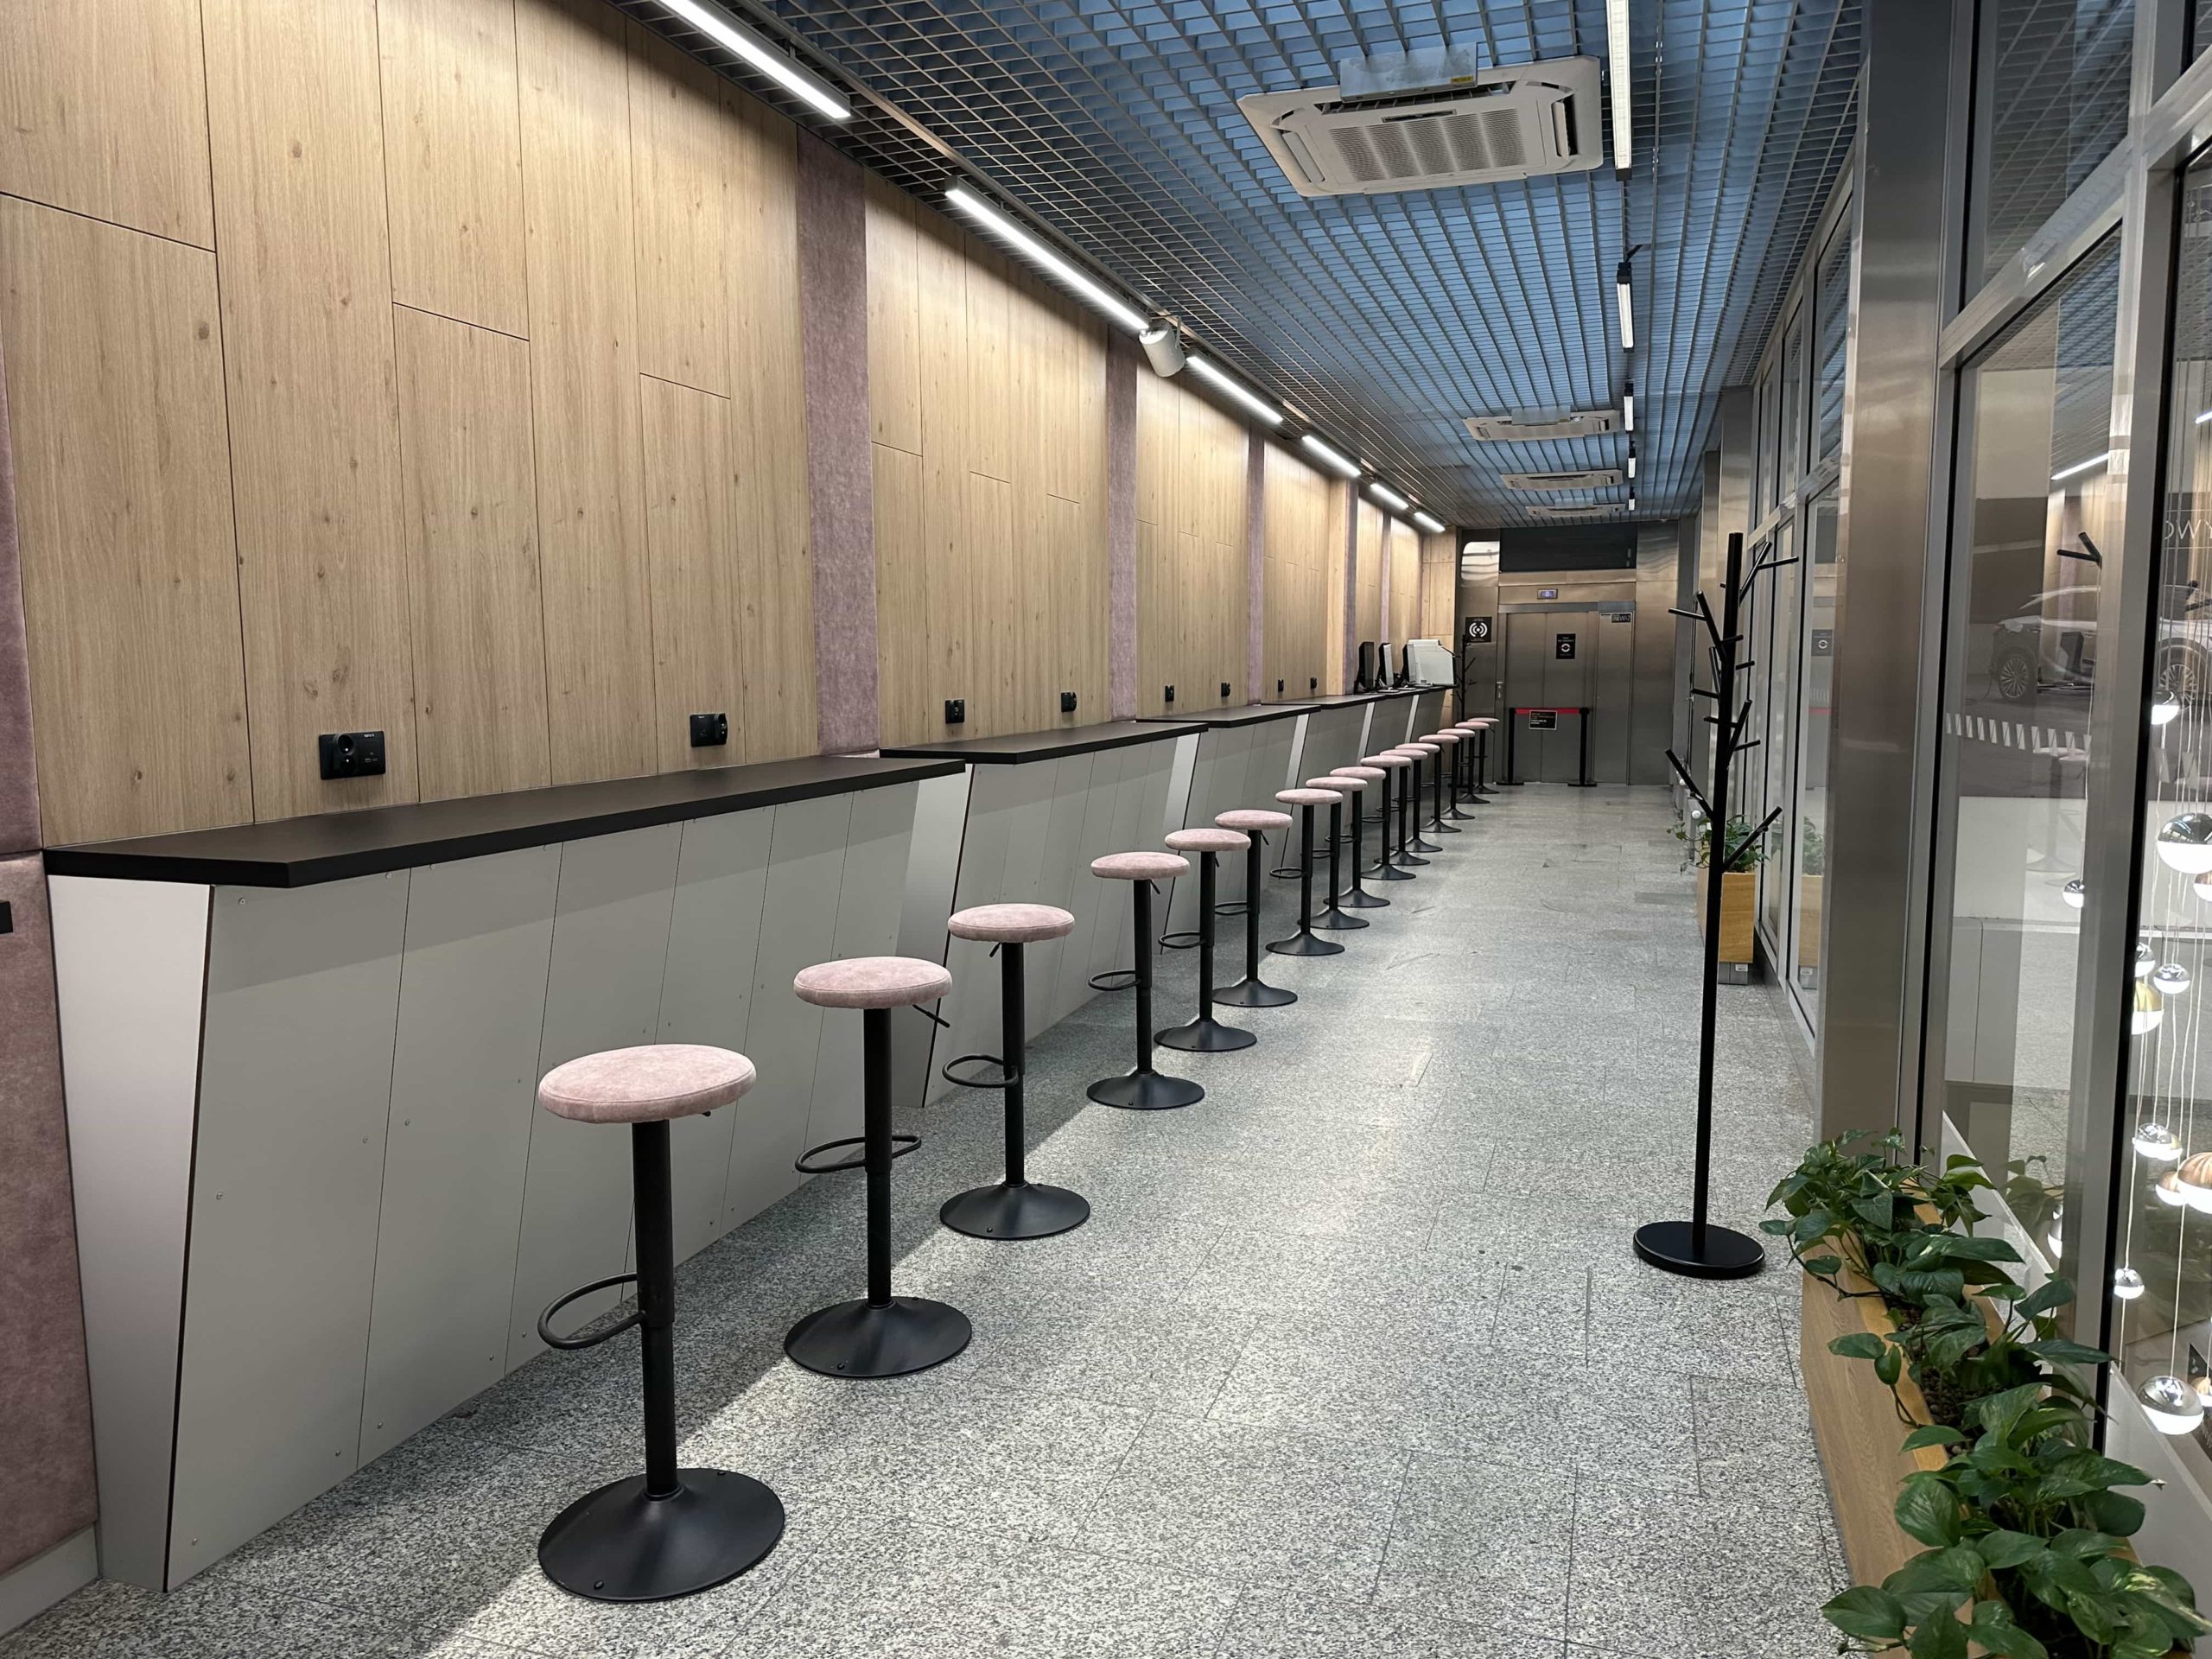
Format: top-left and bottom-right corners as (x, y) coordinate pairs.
(2140, 1373), (2206, 1436)
(2134, 1122), (2184, 1162)
(2113, 1266), (2146, 1301)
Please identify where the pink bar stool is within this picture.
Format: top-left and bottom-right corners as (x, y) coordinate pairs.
(533, 1045), (783, 1600)
(1159, 827), (1256, 1052)
(1463, 717), (1499, 798)
(1088, 851), (1203, 1109)
(1361, 753), (1416, 881)
(1214, 809), (1297, 1008)
(1302, 777), (1368, 931)
(1269, 789), (1345, 957)
(938, 905), (1090, 1241)
(786, 957), (970, 1378)
(1394, 742), (1443, 856)
(1445, 721), (1483, 817)
(1382, 748), (1432, 867)
(1330, 766), (1389, 908)
(1421, 732), (1464, 834)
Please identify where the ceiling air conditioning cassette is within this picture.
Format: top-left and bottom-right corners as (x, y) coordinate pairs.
(1238, 57), (1603, 198)
(1529, 503), (1610, 520)
(1465, 409), (1620, 443)
(1503, 467), (1623, 491)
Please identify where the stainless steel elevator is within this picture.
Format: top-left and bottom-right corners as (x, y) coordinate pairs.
(1500, 603), (1637, 783)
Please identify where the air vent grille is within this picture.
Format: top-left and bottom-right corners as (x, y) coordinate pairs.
(1465, 410), (1621, 443)
(1529, 503), (1610, 519)
(1502, 468), (1624, 491)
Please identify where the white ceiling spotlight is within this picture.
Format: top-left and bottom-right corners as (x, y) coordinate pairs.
(944, 187), (1149, 334)
(1185, 354), (1286, 427)
(1605, 0), (1632, 170)
(1615, 254), (1637, 351)
(1366, 481), (1410, 512)
(1138, 322), (1186, 378)
(1622, 380), (1636, 433)
(1411, 509), (1446, 535)
(660, 0), (852, 122)
(1298, 434), (1361, 478)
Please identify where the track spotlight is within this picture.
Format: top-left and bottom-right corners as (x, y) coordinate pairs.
(1139, 323), (1187, 378)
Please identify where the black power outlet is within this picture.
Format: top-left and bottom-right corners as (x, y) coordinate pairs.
(1276, 678), (1284, 696)
(0, 899), (11, 935)
(1308, 677), (1319, 692)
(1163, 684), (1175, 704)
(689, 712), (728, 747)
(944, 698), (966, 726)
(1059, 690), (1077, 714)
(318, 730), (387, 781)
(1218, 681), (1230, 699)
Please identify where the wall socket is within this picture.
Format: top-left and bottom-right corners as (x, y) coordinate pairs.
(1308, 677), (1319, 692)
(689, 711), (728, 747)
(1276, 678), (1284, 696)
(1059, 690), (1077, 713)
(1163, 684), (1175, 704)
(944, 698), (966, 725)
(318, 730), (386, 781)
(1218, 681), (1230, 699)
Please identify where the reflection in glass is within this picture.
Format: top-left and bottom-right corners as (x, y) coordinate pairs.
(1970, 0), (2133, 284)
(2116, 154), (2212, 1469)
(1779, 306), (1804, 491)
(1761, 524), (1799, 950)
(1794, 493), (1838, 1014)
(1929, 234), (2121, 1268)
(1815, 226), (1851, 466)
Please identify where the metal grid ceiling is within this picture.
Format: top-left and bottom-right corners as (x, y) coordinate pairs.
(627, 0), (1861, 529)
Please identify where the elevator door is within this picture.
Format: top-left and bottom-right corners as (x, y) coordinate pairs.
(1503, 611), (1605, 782)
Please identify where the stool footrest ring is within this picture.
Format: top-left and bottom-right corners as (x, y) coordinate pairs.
(794, 1132), (920, 1175)
(538, 1274), (641, 1351)
(940, 1052), (1019, 1091)
(1211, 899), (1249, 917)
(1087, 968), (1136, 992)
(1156, 929), (1199, 950)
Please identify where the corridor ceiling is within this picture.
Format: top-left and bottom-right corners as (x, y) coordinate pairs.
(626, 0), (1862, 530)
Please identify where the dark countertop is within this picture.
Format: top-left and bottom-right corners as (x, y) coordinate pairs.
(877, 719), (1201, 765)
(43, 753), (965, 888)
(1268, 688), (1428, 709)
(1135, 703), (1312, 729)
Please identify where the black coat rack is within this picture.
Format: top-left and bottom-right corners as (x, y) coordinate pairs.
(1635, 531), (1794, 1281)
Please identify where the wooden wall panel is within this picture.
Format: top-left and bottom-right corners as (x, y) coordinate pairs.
(1353, 499), (1384, 647)
(640, 375), (738, 772)
(1387, 518), (1419, 645)
(1261, 441), (1331, 702)
(1418, 531), (1458, 639)
(868, 195), (1108, 743)
(723, 91), (813, 764)
(377, 0), (529, 338)
(0, 200), (250, 844)
(517, 0), (654, 786)
(0, 0), (214, 247)
(392, 305), (550, 802)
(1135, 375), (1249, 716)
(628, 29), (727, 397)
(1324, 480), (1353, 695)
(203, 0), (417, 820)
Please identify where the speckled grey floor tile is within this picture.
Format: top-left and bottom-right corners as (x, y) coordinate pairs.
(2, 787), (1843, 1659)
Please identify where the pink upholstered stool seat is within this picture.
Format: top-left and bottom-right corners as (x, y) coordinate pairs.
(1363, 752), (1411, 768)
(1398, 741), (1440, 754)
(1333, 766), (1385, 783)
(538, 1044), (757, 1125)
(1092, 850), (1189, 882)
(1426, 731), (1461, 745)
(948, 903), (1075, 944)
(1307, 774), (1363, 791)
(1276, 788), (1339, 807)
(1217, 808), (1291, 833)
(1166, 827), (1249, 855)
(793, 956), (953, 1010)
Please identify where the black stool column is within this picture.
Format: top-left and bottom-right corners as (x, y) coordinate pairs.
(1215, 816), (1297, 1007)
(1423, 739), (1461, 833)
(1088, 856), (1205, 1109)
(1307, 782), (1365, 931)
(1449, 727), (1484, 814)
(1269, 793), (1344, 957)
(1159, 836), (1257, 1051)
(1405, 749), (1442, 852)
(1334, 768), (1389, 908)
(1392, 756), (1430, 867)
(1367, 757), (1415, 880)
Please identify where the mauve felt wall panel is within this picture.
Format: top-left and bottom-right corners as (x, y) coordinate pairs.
(1107, 336), (1137, 721)
(0, 335), (41, 854)
(797, 135), (878, 756)
(0, 855), (96, 1573)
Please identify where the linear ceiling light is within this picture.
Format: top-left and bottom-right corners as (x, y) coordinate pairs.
(1627, 444), (1637, 480)
(2051, 452), (2113, 483)
(944, 187), (1149, 334)
(1366, 481), (1410, 512)
(2196, 409), (2212, 425)
(1298, 434), (1360, 477)
(1605, 0), (1632, 170)
(1411, 510), (1446, 535)
(1622, 381), (1636, 433)
(1185, 354), (1285, 427)
(660, 0), (851, 121)
(1615, 257), (1636, 351)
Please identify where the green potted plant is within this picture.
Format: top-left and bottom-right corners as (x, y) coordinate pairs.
(1673, 809), (1764, 965)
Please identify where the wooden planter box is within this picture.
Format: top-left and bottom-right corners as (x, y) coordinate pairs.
(1801, 1269), (1948, 1586)
(1695, 867), (1758, 965)
(1797, 872), (1823, 974)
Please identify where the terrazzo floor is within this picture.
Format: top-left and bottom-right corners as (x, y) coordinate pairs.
(4, 784), (1847, 1659)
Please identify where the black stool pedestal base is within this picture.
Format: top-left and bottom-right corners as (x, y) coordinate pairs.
(785, 1295), (972, 1377)
(539, 1471), (785, 1603)
(1087, 1068), (1205, 1109)
(1630, 1221), (1766, 1281)
(1340, 887), (1389, 907)
(1313, 904), (1367, 931)
(1212, 976), (1295, 1008)
(938, 1180), (1090, 1240)
(1408, 833), (1442, 854)
(1156, 1015), (1256, 1052)
(1370, 861), (1415, 881)
(1268, 930), (1344, 957)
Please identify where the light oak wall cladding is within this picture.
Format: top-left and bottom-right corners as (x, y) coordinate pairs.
(1260, 442), (1333, 702)
(1385, 517), (1419, 647)
(1353, 499), (1385, 650)
(866, 178), (1111, 747)
(1135, 372), (1249, 719)
(1418, 530), (1458, 639)
(0, 0), (812, 846)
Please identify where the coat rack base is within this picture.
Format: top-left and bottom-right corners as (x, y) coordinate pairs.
(1631, 1220), (1765, 1280)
